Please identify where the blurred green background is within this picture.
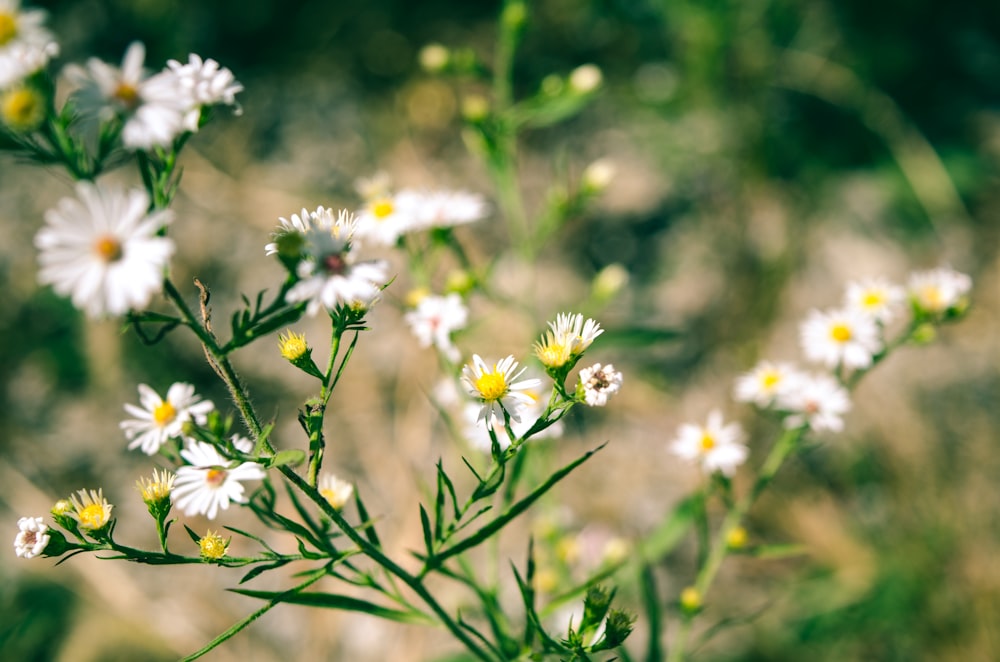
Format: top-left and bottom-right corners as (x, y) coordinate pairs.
(2, 0), (998, 660)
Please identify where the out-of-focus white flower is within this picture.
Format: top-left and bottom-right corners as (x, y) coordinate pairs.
(669, 410), (748, 477)
(172, 441), (265, 520)
(120, 382), (215, 455)
(404, 292), (468, 362)
(578, 363), (622, 407)
(462, 354), (542, 425)
(778, 372), (851, 433)
(318, 473), (354, 510)
(35, 182), (174, 318)
(66, 42), (190, 150)
(354, 190), (421, 246)
(733, 360), (801, 408)
(283, 207), (389, 315)
(907, 267), (972, 315)
(14, 516), (49, 558)
(800, 307), (883, 370)
(0, 0), (59, 90)
(166, 53), (242, 131)
(409, 189), (490, 231)
(569, 64), (602, 93)
(844, 277), (905, 323)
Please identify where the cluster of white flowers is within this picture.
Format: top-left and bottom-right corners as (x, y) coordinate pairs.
(267, 206), (390, 316)
(671, 267), (972, 476)
(353, 175), (490, 246)
(65, 42), (242, 150)
(0, 0), (59, 90)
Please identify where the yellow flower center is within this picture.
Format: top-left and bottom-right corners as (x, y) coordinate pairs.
(93, 235), (123, 262)
(921, 285), (944, 310)
(278, 330), (308, 361)
(372, 199), (394, 219)
(1, 87), (44, 131)
(205, 468), (227, 486)
(535, 342), (571, 368)
(474, 369), (508, 401)
(78, 503), (107, 530)
(699, 433), (716, 451)
(761, 370), (781, 389)
(114, 82), (140, 109)
(861, 291), (884, 309)
(199, 532), (228, 559)
(152, 401), (176, 426)
(0, 13), (17, 46)
(830, 323), (852, 343)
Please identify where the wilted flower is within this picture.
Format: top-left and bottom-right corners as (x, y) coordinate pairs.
(578, 363), (623, 407)
(13, 516), (50, 559)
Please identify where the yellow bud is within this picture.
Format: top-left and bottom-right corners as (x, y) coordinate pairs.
(679, 586), (702, 613)
(726, 526), (748, 550)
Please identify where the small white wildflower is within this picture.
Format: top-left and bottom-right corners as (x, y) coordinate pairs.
(318, 473), (354, 510)
(120, 382), (215, 455)
(462, 384), (562, 452)
(462, 354), (542, 425)
(733, 360), (801, 408)
(907, 267), (972, 315)
(14, 516), (50, 559)
(35, 182), (175, 318)
(69, 488), (113, 532)
(284, 207), (389, 315)
(800, 307), (882, 370)
(0, 0), (59, 90)
(568, 64), (602, 93)
(166, 53), (242, 130)
(778, 372), (851, 433)
(404, 293), (468, 362)
(844, 277), (905, 323)
(669, 410), (748, 477)
(578, 363), (622, 407)
(409, 189), (490, 231)
(172, 441), (265, 520)
(354, 190), (421, 246)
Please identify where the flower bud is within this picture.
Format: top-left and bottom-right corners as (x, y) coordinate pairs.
(569, 64), (602, 94)
(198, 530), (229, 560)
(418, 43), (450, 73)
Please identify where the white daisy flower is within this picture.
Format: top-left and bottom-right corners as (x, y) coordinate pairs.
(778, 372), (851, 433)
(844, 277), (905, 323)
(66, 42), (190, 150)
(578, 362), (622, 407)
(463, 384), (563, 452)
(354, 190), (421, 246)
(669, 410), (748, 477)
(35, 182), (175, 318)
(230, 434), (254, 454)
(410, 189), (490, 231)
(14, 516), (50, 559)
(800, 307), (882, 370)
(120, 382), (215, 455)
(548, 312), (604, 355)
(284, 207), (389, 315)
(264, 208), (311, 257)
(404, 292), (468, 362)
(733, 360), (801, 408)
(172, 441), (265, 520)
(907, 267), (972, 315)
(462, 354), (542, 425)
(166, 53), (242, 132)
(0, 0), (58, 90)
(318, 473), (354, 510)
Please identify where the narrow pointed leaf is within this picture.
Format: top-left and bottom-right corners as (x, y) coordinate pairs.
(230, 589), (429, 624)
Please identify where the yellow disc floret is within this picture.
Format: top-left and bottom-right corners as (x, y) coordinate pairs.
(1, 86), (45, 132)
(829, 323), (852, 343)
(152, 400), (177, 426)
(371, 199), (394, 220)
(278, 329), (309, 361)
(699, 433), (716, 451)
(473, 369), (508, 401)
(198, 530), (228, 559)
(93, 235), (123, 263)
(0, 13), (17, 46)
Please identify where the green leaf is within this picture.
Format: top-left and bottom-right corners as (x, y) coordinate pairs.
(743, 543), (809, 559)
(268, 449), (306, 468)
(230, 589), (429, 624)
(183, 524), (202, 545)
(353, 489), (382, 549)
(437, 443), (607, 564)
(238, 560), (290, 585)
(419, 504), (434, 558)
